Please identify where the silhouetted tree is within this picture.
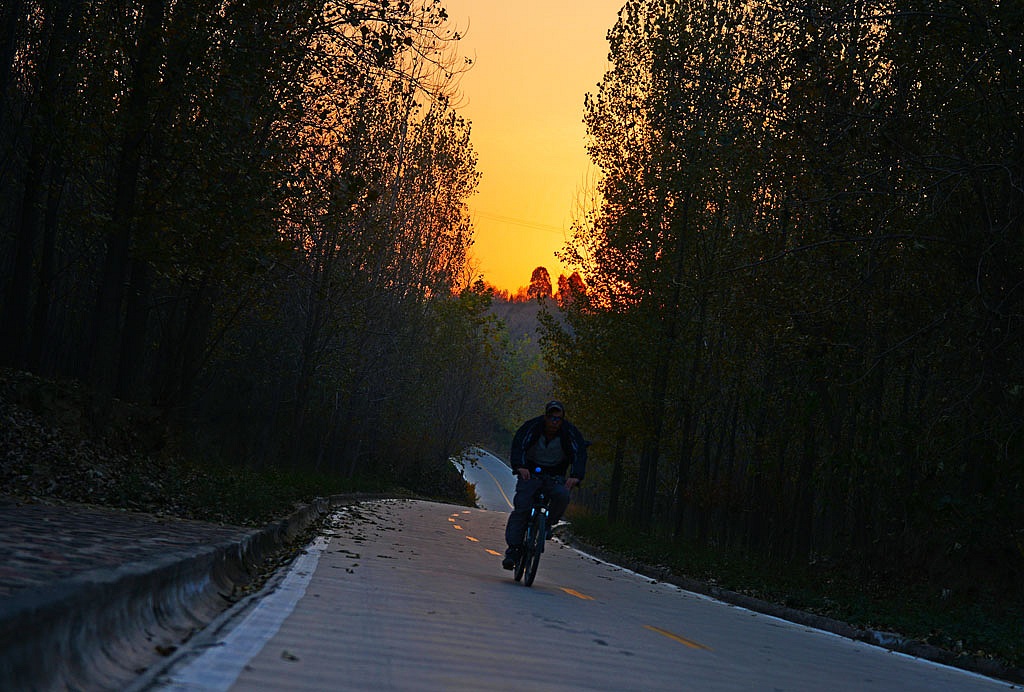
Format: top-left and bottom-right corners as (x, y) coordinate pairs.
(556, 271), (587, 307)
(527, 266), (552, 300)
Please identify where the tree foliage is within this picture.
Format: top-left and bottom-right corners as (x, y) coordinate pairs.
(0, 0), (509, 489)
(527, 265), (553, 300)
(545, 0), (1024, 593)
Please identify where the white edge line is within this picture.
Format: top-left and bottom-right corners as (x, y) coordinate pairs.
(156, 529), (333, 691)
(567, 545), (1016, 688)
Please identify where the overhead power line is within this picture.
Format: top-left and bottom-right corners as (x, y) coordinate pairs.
(472, 210), (568, 235)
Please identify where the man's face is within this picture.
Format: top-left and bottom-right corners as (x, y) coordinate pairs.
(544, 410), (564, 434)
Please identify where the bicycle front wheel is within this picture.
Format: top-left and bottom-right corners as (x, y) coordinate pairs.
(513, 543), (527, 582)
(523, 513), (546, 587)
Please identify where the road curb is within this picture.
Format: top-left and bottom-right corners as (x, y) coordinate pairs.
(562, 535), (1024, 686)
(0, 494), (369, 691)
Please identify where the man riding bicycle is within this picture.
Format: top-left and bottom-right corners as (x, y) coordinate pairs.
(502, 400), (588, 570)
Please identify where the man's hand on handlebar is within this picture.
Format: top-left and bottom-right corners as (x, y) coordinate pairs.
(515, 468), (579, 488)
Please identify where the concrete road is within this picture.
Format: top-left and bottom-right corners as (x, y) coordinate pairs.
(145, 499), (1013, 691)
(453, 446), (516, 512)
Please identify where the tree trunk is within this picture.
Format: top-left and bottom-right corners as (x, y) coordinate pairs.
(27, 164), (65, 373)
(116, 257), (152, 397)
(608, 434), (626, 522)
(0, 0), (23, 101)
(672, 404), (695, 541)
(633, 195), (690, 531)
(0, 2), (75, 367)
(89, 0), (165, 393)
(1, 151), (42, 367)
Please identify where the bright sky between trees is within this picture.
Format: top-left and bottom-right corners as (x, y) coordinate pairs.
(440, 0), (624, 293)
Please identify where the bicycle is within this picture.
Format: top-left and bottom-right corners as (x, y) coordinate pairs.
(513, 471), (558, 587)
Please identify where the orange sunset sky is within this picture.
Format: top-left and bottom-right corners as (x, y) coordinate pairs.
(440, 1), (624, 293)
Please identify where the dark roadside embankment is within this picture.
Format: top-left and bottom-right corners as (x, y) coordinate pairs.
(0, 495), (355, 690)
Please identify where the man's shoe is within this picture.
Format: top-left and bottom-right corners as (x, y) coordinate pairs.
(502, 546), (522, 570)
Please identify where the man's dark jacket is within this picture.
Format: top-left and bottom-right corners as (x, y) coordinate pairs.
(509, 415), (587, 481)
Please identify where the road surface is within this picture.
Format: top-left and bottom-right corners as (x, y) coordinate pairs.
(142, 496), (1013, 691)
(453, 446), (516, 512)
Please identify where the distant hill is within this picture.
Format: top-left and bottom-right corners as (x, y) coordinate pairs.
(483, 267), (576, 370)
(486, 298), (562, 438)
(488, 297), (569, 349)
(489, 299), (545, 347)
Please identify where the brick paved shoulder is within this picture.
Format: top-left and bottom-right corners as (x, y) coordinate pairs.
(0, 496), (252, 598)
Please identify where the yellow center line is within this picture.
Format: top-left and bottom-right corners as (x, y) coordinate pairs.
(485, 549), (502, 556)
(644, 625), (712, 651)
(466, 536), (479, 542)
(476, 462), (514, 509)
(559, 588), (594, 601)
(453, 525), (463, 530)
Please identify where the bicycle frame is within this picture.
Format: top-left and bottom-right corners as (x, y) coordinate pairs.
(514, 471), (559, 586)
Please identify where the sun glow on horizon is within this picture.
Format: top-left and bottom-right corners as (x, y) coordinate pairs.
(441, 1), (622, 293)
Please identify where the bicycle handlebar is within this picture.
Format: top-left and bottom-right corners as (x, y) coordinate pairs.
(530, 467), (565, 477)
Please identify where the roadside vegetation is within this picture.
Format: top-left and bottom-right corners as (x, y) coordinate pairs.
(536, 0), (1022, 673)
(0, 368), (474, 527)
(537, 0), (1023, 678)
(0, 2), (518, 515)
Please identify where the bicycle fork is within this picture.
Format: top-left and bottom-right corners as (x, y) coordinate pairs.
(530, 503), (549, 553)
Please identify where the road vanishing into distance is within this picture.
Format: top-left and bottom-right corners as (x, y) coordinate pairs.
(142, 448), (1013, 691)
(456, 446), (517, 512)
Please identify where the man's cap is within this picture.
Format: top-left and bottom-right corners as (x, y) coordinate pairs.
(545, 400), (565, 414)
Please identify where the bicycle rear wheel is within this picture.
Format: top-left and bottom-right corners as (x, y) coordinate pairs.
(523, 513), (546, 587)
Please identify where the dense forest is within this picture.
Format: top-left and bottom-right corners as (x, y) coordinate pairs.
(0, 0), (524, 493)
(543, 0), (1023, 596)
(4, 0), (1021, 601)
